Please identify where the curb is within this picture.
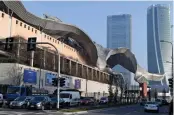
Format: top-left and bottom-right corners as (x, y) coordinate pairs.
(63, 111), (88, 115)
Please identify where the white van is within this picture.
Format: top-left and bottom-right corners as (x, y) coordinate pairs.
(60, 91), (80, 106)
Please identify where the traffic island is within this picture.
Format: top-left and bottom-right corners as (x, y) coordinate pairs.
(59, 103), (137, 115)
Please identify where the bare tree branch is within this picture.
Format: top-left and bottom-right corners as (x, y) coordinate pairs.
(6, 66), (23, 86)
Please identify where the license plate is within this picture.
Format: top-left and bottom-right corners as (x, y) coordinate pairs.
(31, 105), (34, 107)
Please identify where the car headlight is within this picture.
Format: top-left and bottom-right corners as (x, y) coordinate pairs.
(10, 102), (13, 105)
(27, 102), (30, 106)
(37, 102), (42, 107)
(19, 102), (24, 106)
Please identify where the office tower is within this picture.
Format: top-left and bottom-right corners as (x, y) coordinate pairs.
(147, 4), (172, 92)
(107, 14), (136, 87)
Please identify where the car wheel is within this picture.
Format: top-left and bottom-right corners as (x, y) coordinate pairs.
(41, 105), (45, 110)
(156, 109), (159, 113)
(21, 105), (26, 109)
(49, 105), (52, 110)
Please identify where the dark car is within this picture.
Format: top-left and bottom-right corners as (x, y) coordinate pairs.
(162, 99), (169, 105)
(169, 99), (173, 115)
(99, 97), (108, 104)
(51, 97), (64, 108)
(80, 98), (95, 105)
(9, 96), (33, 109)
(27, 96), (52, 110)
(140, 98), (147, 106)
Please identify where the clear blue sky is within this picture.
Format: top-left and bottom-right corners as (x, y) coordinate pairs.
(22, 1), (173, 69)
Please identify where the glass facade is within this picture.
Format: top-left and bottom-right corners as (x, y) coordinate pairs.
(147, 4), (172, 90)
(107, 14), (137, 87)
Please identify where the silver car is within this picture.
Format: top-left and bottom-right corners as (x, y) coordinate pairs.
(10, 96), (33, 109)
(144, 101), (159, 113)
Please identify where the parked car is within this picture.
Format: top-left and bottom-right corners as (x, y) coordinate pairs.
(144, 101), (159, 113)
(60, 91), (80, 106)
(80, 97), (95, 105)
(155, 99), (162, 106)
(140, 98), (147, 105)
(161, 99), (169, 105)
(9, 96), (33, 109)
(27, 96), (52, 110)
(169, 99), (173, 115)
(51, 97), (65, 108)
(99, 97), (108, 104)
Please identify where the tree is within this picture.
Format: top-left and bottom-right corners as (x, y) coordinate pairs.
(6, 65), (23, 86)
(108, 75), (114, 104)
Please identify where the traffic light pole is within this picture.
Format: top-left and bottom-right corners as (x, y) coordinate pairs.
(1, 41), (61, 109)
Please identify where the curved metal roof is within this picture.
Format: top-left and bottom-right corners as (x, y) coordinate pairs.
(106, 48), (137, 73)
(105, 48), (165, 83)
(1, 1), (98, 66)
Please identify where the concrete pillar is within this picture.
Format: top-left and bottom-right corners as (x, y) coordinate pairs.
(69, 60), (71, 74)
(53, 53), (56, 71)
(62, 57), (65, 73)
(91, 69), (93, 80)
(30, 51), (34, 67)
(86, 67), (88, 97)
(75, 62), (78, 76)
(16, 38), (20, 62)
(81, 65), (83, 78)
(43, 50), (46, 68)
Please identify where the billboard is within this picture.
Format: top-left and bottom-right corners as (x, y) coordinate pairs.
(23, 69), (37, 84)
(75, 79), (81, 89)
(45, 73), (56, 86)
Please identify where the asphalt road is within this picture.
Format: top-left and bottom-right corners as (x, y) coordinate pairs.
(0, 104), (169, 115)
(84, 104), (169, 115)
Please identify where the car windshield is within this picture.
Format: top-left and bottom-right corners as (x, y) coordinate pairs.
(14, 96), (26, 101)
(82, 98), (90, 101)
(101, 97), (107, 100)
(7, 87), (20, 94)
(60, 93), (70, 98)
(51, 98), (63, 101)
(146, 102), (156, 104)
(31, 96), (45, 101)
(156, 99), (161, 102)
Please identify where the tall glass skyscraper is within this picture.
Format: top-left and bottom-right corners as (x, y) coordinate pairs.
(147, 4), (172, 91)
(107, 14), (136, 87)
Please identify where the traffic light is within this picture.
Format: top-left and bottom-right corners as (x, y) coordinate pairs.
(5, 37), (14, 50)
(27, 37), (37, 51)
(60, 78), (66, 87)
(168, 78), (173, 89)
(52, 78), (58, 86)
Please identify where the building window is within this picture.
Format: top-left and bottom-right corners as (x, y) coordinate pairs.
(35, 30), (37, 34)
(28, 26), (30, 30)
(20, 22), (22, 26)
(47, 36), (49, 39)
(50, 37), (51, 40)
(16, 20), (18, 24)
(24, 24), (26, 28)
(1, 13), (4, 18)
(45, 35), (46, 38)
(32, 28), (33, 32)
